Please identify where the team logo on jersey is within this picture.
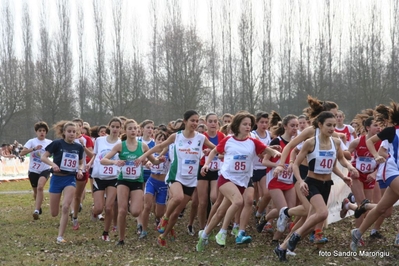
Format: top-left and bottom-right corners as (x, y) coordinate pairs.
(184, 160), (197, 164)
(188, 140), (192, 145)
(65, 153), (77, 159)
(319, 151), (335, 157)
(99, 149), (113, 160)
(233, 155), (248, 160)
(197, 140), (201, 146)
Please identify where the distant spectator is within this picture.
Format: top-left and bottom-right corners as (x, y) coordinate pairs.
(1, 143), (16, 159)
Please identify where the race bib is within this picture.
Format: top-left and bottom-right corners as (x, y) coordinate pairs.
(356, 157), (376, 174)
(277, 164), (293, 184)
(231, 155), (249, 173)
(314, 151), (335, 174)
(122, 160), (141, 179)
(100, 165), (118, 177)
(60, 152), (79, 172)
(30, 157), (44, 173)
(151, 162), (165, 174)
(181, 159), (198, 176)
(206, 156), (221, 171)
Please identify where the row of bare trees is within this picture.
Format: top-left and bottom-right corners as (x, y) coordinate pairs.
(0, 0), (398, 143)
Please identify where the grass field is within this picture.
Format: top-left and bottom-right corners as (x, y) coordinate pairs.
(0, 180), (397, 265)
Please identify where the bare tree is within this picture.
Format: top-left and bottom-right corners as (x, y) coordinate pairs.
(76, 2), (89, 119)
(92, 0), (107, 124)
(238, 1), (259, 113)
(0, 3), (24, 138)
(22, 1), (35, 135)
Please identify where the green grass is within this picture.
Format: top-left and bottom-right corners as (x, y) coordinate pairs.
(0, 180), (397, 265)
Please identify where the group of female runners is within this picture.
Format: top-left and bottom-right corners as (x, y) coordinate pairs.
(20, 96), (399, 262)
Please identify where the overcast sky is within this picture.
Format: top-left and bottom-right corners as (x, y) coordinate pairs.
(4, 0), (395, 67)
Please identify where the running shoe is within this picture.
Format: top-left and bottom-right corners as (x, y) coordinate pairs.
(256, 214), (267, 233)
(39, 208), (42, 215)
(354, 199), (370, 218)
(101, 234), (110, 241)
(137, 224), (143, 235)
(198, 230), (209, 245)
(287, 232), (301, 252)
(271, 239), (279, 247)
(112, 226), (118, 233)
(98, 214), (105, 221)
(139, 231), (148, 239)
(262, 222), (274, 234)
(72, 218), (80, 230)
(314, 231), (328, 244)
(309, 231), (315, 243)
(274, 246), (288, 262)
(187, 225), (195, 236)
(33, 210), (40, 220)
(157, 217), (168, 233)
(215, 231), (227, 247)
(370, 231), (384, 239)
(277, 207), (289, 232)
(196, 234), (207, 252)
(350, 229), (360, 252)
(116, 240), (124, 247)
(178, 208), (185, 219)
(231, 227), (239, 237)
(56, 236), (66, 244)
(340, 198), (349, 218)
(287, 249), (296, 256)
(348, 192), (356, 204)
(157, 236), (167, 247)
(358, 237), (365, 247)
(235, 231), (252, 245)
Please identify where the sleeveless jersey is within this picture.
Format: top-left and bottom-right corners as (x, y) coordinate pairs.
(92, 136), (121, 180)
(118, 141), (144, 182)
(166, 131), (206, 187)
(376, 126), (399, 181)
(352, 135), (381, 174)
(200, 131), (225, 171)
(307, 136), (337, 175)
(250, 130), (272, 170)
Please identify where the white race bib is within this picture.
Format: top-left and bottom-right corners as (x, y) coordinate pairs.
(100, 165), (118, 177)
(60, 152), (79, 172)
(231, 155), (249, 173)
(314, 151), (335, 174)
(356, 157), (376, 174)
(30, 157), (44, 173)
(206, 156), (221, 171)
(181, 159), (198, 176)
(122, 160), (141, 179)
(277, 164), (293, 184)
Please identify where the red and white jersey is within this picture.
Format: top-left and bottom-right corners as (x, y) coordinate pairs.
(352, 135), (381, 174)
(335, 124), (355, 147)
(216, 136), (266, 188)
